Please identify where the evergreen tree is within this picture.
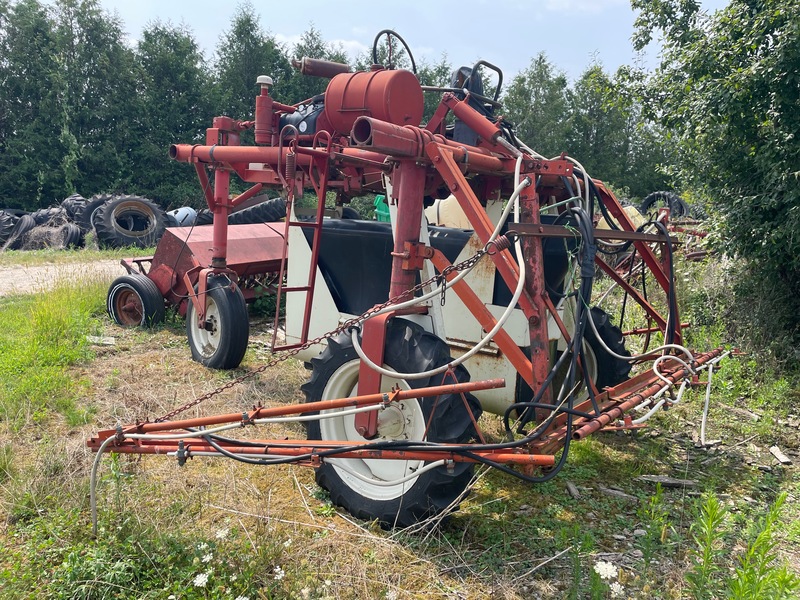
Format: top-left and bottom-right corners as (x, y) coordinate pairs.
(502, 53), (569, 159)
(132, 21), (212, 207)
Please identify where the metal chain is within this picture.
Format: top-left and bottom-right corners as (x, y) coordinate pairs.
(154, 237), (506, 423)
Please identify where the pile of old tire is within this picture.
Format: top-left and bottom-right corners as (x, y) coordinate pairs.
(1, 208), (82, 252)
(1, 193), (169, 251)
(91, 195), (167, 249)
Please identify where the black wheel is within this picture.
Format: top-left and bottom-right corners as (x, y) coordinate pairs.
(30, 207), (65, 225)
(107, 274), (165, 328)
(2, 214), (36, 251)
(585, 307), (632, 389)
(340, 206), (361, 219)
(94, 196), (167, 249)
(301, 318), (482, 527)
(61, 194), (86, 219)
(75, 194), (112, 233)
(640, 191), (688, 219)
(228, 197), (286, 225)
(60, 223), (84, 248)
(186, 274), (249, 369)
(195, 209), (214, 225)
(0, 211), (16, 245)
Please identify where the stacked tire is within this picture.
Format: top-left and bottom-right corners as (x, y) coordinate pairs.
(1, 193), (169, 251)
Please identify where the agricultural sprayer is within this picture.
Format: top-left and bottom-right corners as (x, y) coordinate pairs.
(90, 31), (727, 527)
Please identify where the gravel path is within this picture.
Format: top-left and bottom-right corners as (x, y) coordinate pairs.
(0, 260), (125, 297)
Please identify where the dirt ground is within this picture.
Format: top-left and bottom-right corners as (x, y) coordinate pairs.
(0, 259), (123, 296)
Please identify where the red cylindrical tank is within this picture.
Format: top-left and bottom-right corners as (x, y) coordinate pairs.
(324, 69), (423, 134)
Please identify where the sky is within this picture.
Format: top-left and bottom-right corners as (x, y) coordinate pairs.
(93, 0), (729, 83)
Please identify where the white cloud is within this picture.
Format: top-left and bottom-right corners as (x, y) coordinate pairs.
(330, 38), (370, 61)
(275, 33), (303, 50)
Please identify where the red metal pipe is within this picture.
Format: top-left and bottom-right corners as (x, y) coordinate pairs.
(93, 378), (506, 437)
(170, 143), (314, 167)
(87, 439), (556, 466)
(572, 348), (723, 440)
(211, 169), (230, 267)
(351, 117), (507, 172)
(389, 160), (427, 299)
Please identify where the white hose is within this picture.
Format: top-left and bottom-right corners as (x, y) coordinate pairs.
(626, 351), (730, 425)
(370, 165), (531, 317)
(631, 379), (689, 424)
(700, 362), (715, 446)
(90, 435), (117, 536)
(353, 156), (529, 380)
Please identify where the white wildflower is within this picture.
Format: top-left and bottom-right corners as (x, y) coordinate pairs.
(300, 588), (311, 599)
(385, 590), (398, 600)
(234, 596), (249, 600)
(197, 542), (209, 551)
(193, 572), (209, 587)
(202, 553), (213, 563)
(283, 538), (292, 548)
(610, 581), (625, 598)
(324, 579), (332, 587)
(216, 527), (230, 540)
(230, 574), (237, 581)
(273, 565), (285, 581)
(593, 560), (618, 581)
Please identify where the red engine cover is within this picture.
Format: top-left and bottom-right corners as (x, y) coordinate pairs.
(324, 69), (423, 134)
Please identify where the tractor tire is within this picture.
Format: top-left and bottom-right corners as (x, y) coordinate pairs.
(228, 198), (286, 225)
(60, 223), (84, 248)
(60, 194), (86, 219)
(341, 206), (361, 219)
(0, 211), (16, 245)
(30, 207), (65, 225)
(94, 196), (167, 249)
(585, 307), (632, 389)
(195, 209), (214, 226)
(640, 191), (688, 219)
(301, 318), (482, 528)
(186, 274), (249, 369)
(107, 274), (165, 328)
(2, 214), (36, 251)
(75, 194), (112, 233)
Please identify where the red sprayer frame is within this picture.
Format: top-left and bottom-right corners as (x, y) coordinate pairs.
(91, 53), (719, 486)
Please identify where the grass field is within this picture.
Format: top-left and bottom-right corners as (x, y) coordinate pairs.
(0, 250), (797, 599)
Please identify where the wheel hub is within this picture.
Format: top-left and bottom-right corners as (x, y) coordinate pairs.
(376, 404), (410, 439)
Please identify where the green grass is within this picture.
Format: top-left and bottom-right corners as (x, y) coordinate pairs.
(0, 277), (106, 427)
(0, 252), (797, 598)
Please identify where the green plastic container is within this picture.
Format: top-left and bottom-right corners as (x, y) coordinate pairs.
(374, 195), (391, 222)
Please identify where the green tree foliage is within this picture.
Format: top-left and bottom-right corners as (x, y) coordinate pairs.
(502, 57), (670, 199)
(567, 64), (630, 185)
(131, 21), (212, 207)
(635, 0), (800, 364)
(281, 25), (348, 105)
(503, 53), (570, 159)
(0, 0), (69, 208)
(417, 54), (453, 124)
(212, 2), (291, 118)
(52, 0), (141, 196)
